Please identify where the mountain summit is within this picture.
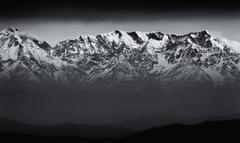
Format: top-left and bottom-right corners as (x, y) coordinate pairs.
(0, 27), (240, 88)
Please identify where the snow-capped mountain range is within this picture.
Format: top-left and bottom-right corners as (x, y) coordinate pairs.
(0, 27), (240, 88)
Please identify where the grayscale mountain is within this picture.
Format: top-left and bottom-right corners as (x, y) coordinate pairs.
(1, 27), (240, 89)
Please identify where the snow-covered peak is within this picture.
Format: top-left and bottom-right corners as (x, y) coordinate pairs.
(1, 27), (240, 86)
(0, 27), (64, 66)
(0, 27), (19, 34)
(222, 38), (240, 53)
(209, 34), (240, 53)
(0, 27), (21, 41)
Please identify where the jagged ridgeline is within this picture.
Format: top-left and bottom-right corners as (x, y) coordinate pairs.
(1, 27), (240, 94)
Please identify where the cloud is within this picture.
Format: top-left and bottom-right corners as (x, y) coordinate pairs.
(209, 30), (224, 38)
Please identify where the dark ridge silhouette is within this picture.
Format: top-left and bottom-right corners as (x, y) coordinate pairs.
(0, 118), (133, 138)
(1, 118), (240, 142)
(126, 119), (240, 142)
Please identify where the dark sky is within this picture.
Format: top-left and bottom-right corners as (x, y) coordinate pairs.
(1, 0), (239, 20)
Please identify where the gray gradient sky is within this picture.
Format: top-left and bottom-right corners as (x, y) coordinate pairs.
(1, 13), (240, 46)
